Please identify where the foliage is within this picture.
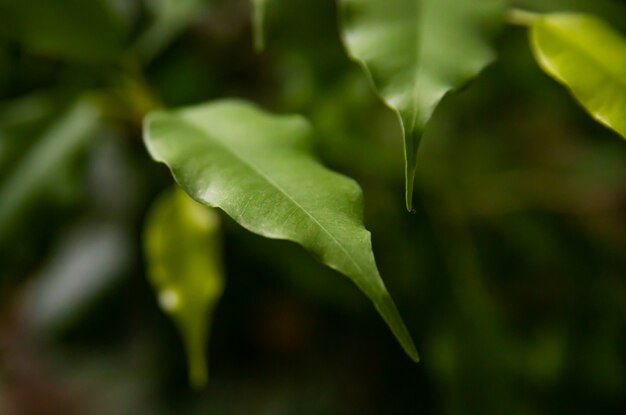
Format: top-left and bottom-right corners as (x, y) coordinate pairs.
(0, 0), (125, 62)
(338, 0), (504, 210)
(1, 0), (625, 413)
(527, 12), (626, 139)
(0, 99), (100, 239)
(144, 187), (224, 388)
(144, 99), (417, 361)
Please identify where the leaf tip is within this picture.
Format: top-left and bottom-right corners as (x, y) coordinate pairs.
(401, 123), (422, 213)
(405, 191), (414, 212)
(373, 290), (420, 363)
(189, 360), (209, 389)
(399, 329), (420, 363)
(404, 165), (417, 213)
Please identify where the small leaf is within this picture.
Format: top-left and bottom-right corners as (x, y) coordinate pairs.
(27, 221), (132, 332)
(529, 13), (626, 140)
(0, 99), (100, 242)
(144, 187), (224, 388)
(251, 0), (268, 52)
(0, 0), (125, 62)
(135, 0), (206, 63)
(250, 0), (270, 53)
(144, 99), (418, 362)
(339, 0), (503, 210)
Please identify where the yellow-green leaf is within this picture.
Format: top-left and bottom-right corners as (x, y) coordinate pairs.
(530, 13), (626, 139)
(144, 187), (224, 388)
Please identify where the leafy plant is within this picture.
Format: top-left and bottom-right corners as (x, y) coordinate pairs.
(338, 0), (504, 211)
(1, 0), (625, 398)
(520, 11), (626, 139)
(0, 0), (125, 62)
(144, 187), (224, 387)
(144, 100), (418, 363)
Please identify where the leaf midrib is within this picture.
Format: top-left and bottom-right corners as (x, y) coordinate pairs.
(409, 0), (425, 133)
(179, 115), (368, 279)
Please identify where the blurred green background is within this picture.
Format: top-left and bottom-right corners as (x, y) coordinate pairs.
(1, 0), (625, 414)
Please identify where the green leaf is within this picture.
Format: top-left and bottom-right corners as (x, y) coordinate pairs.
(135, 0), (206, 63)
(0, 99), (100, 242)
(144, 99), (419, 362)
(144, 187), (224, 388)
(28, 220), (132, 332)
(339, 0), (503, 211)
(0, 0), (125, 62)
(252, 0), (268, 52)
(529, 13), (626, 140)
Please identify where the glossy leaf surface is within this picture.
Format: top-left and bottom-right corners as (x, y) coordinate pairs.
(530, 13), (626, 139)
(339, 0), (503, 210)
(144, 187), (224, 388)
(144, 100), (418, 362)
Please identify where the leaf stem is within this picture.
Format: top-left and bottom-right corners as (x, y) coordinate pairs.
(252, 0), (267, 53)
(506, 9), (539, 27)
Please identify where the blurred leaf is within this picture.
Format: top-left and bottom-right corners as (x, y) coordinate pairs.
(529, 13), (626, 139)
(0, 93), (56, 177)
(143, 99), (419, 362)
(512, 0), (626, 30)
(0, 0), (125, 62)
(26, 221), (133, 332)
(135, 0), (207, 63)
(339, 0), (503, 210)
(251, 0), (268, 52)
(144, 187), (224, 388)
(0, 99), (100, 243)
(105, 0), (142, 24)
(0, 93), (54, 131)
